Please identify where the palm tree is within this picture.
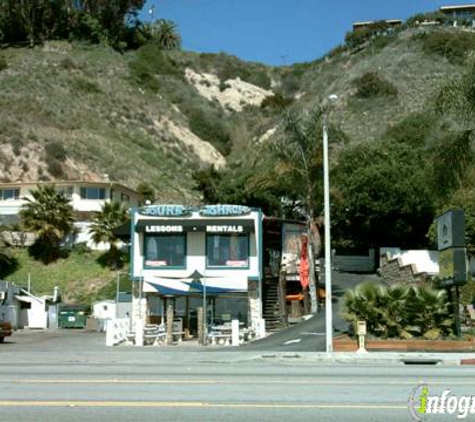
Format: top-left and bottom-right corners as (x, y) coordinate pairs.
(89, 201), (128, 267)
(20, 184), (74, 263)
(153, 19), (181, 50)
(255, 110), (346, 253)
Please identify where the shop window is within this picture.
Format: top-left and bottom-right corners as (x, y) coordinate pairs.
(80, 187), (106, 200)
(145, 233), (186, 268)
(207, 233), (249, 268)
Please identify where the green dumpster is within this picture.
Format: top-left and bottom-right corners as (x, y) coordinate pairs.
(58, 305), (88, 329)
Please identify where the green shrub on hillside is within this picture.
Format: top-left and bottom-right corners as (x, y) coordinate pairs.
(260, 93), (293, 111)
(419, 31), (475, 64)
(72, 77), (102, 94)
(0, 55), (7, 71)
(278, 70), (302, 97)
(60, 57), (80, 70)
(217, 63), (271, 90)
(384, 113), (434, 147)
(45, 156), (65, 178)
(129, 43), (183, 92)
(45, 141), (67, 161)
(188, 109), (231, 156)
(353, 71), (398, 98)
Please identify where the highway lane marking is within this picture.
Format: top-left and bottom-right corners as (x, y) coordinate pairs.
(0, 400), (408, 410)
(284, 339), (302, 345)
(2, 379), (475, 385)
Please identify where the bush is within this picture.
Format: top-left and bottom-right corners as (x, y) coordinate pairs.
(188, 110), (231, 156)
(45, 141), (67, 161)
(45, 156), (65, 178)
(353, 71), (398, 98)
(421, 31), (475, 64)
(260, 93), (293, 111)
(129, 43), (182, 92)
(217, 63), (271, 90)
(72, 242), (92, 254)
(343, 282), (454, 339)
(0, 55), (7, 71)
(70, 12), (106, 44)
(72, 77), (102, 94)
(60, 57), (80, 70)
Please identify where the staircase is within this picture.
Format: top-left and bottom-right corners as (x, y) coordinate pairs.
(262, 277), (285, 332)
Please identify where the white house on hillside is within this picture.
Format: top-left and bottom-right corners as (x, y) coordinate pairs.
(0, 181), (140, 250)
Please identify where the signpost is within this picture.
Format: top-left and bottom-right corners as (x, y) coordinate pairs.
(436, 209), (468, 338)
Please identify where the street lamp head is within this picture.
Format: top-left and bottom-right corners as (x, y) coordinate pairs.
(328, 94), (338, 102)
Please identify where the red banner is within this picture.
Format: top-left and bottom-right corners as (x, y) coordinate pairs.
(299, 235), (309, 289)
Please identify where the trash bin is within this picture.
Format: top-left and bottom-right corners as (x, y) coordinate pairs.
(58, 305), (88, 329)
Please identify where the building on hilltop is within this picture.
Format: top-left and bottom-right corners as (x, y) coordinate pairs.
(352, 19), (402, 32)
(440, 4), (475, 21)
(0, 181), (140, 250)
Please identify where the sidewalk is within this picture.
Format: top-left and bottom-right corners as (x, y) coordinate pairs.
(253, 351), (475, 366)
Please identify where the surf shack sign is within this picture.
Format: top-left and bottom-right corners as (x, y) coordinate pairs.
(138, 205), (192, 217)
(199, 205), (251, 217)
(138, 204), (252, 218)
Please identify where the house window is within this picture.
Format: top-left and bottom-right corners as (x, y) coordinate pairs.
(80, 187), (106, 200)
(0, 188), (20, 201)
(144, 233), (186, 268)
(56, 186), (73, 199)
(207, 233), (249, 268)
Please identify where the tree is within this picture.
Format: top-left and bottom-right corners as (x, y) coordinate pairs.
(332, 141), (435, 251)
(192, 166), (222, 204)
(0, 0), (146, 48)
(89, 201), (128, 267)
(20, 184), (75, 263)
(152, 19), (181, 50)
(260, 110), (347, 253)
(136, 182), (155, 204)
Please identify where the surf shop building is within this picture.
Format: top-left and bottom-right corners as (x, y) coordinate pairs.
(129, 204), (266, 334)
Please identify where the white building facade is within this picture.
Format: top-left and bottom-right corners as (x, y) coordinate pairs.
(0, 181), (140, 250)
(130, 205), (263, 332)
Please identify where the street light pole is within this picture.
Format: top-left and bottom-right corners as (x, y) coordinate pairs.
(322, 95), (337, 354)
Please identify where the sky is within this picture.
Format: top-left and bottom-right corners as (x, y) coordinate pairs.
(140, 1), (468, 65)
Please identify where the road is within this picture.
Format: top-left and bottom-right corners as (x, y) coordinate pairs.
(1, 330), (474, 421)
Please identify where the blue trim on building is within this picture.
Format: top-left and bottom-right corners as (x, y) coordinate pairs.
(129, 207), (137, 282)
(258, 208), (263, 317)
(147, 281), (244, 296)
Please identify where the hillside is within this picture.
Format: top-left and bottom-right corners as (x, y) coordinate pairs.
(3, 24), (475, 303)
(0, 26), (468, 202)
(5, 248), (128, 305)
